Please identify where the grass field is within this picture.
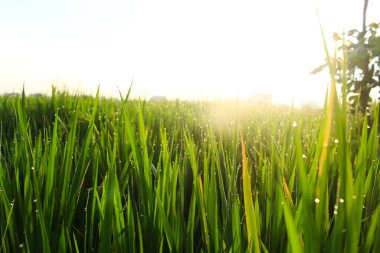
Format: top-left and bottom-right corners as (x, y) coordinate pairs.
(0, 84), (379, 252)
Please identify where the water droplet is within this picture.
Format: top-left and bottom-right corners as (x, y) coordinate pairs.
(334, 210), (338, 215)
(339, 198), (344, 203)
(352, 195), (357, 199)
(292, 121), (297, 127)
(302, 154), (307, 159)
(33, 199), (37, 203)
(334, 205), (338, 209)
(314, 198), (320, 203)
(19, 244), (24, 248)
(334, 139), (339, 144)
(31, 167), (35, 170)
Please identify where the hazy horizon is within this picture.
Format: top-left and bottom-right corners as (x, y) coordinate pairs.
(1, 0), (379, 106)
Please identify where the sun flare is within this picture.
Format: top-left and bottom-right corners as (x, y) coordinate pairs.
(0, 0), (379, 106)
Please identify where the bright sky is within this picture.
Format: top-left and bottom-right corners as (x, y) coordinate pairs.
(0, 0), (379, 105)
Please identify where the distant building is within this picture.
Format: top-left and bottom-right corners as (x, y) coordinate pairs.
(150, 96), (167, 102)
(250, 94), (272, 105)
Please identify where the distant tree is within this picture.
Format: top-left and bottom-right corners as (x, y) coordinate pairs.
(312, 0), (380, 114)
(340, 21), (380, 113)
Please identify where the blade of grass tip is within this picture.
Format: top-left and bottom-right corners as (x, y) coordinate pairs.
(0, 164), (16, 250)
(73, 233), (80, 253)
(126, 194), (136, 252)
(207, 149), (220, 252)
(184, 130), (210, 251)
(283, 199), (304, 253)
(112, 173), (127, 252)
(16, 89), (33, 156)
(198, 176), (211, 252)
(1, 199), (15, 252)
(155, 195), (174, 251)
(231, 197), (242, 253)
(66, 87), (99, 228)
(36, 206), (51, 253)
(88, 147), (100, 252)
(340, 32), (348, 113)
(314, 5), (337, 240)
(328, 64), (352, 252)
(365, 206), (379, 253)
(136, 205), (144, 253)
(58, 226), (66, 253)
(137, 100), (153, 208)
(345, 115), (368, 253)
(294, 125), (319, 252)
(186, 190), (196, 253)
(59, 105), (78, 219)
(209, 131), (228, 236)
(44, 111), (59, 229)
(367, 104), (379, 163)
(100, 135), (117, 253)
(118, 80), (133, 104)
(241, 133), (260, 253)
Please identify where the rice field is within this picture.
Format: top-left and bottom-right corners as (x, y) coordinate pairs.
(0, 84), (378, 252)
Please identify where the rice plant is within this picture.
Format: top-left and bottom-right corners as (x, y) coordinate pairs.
(0, 79), (378, 253)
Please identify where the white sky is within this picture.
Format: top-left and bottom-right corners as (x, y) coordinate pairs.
(0, 0), (379, 105)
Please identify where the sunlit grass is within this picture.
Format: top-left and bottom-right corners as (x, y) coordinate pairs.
(0, 81), (378, 252)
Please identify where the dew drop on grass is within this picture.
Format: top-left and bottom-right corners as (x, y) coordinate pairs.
(339, 198), (344, 203)
(352, 195), (357, 199)
(334, 139), (339, 144)
(334, 210), (338, 215)
(292, 121), (297, 127)
(302, 154), (307, 159)
(314, 198), (320, 203)
(334, 205), (338, 209)
(31, 166), (34, 170)
(19, 244), (24, 248)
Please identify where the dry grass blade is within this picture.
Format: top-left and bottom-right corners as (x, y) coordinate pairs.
(283, 177), (294, 208)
